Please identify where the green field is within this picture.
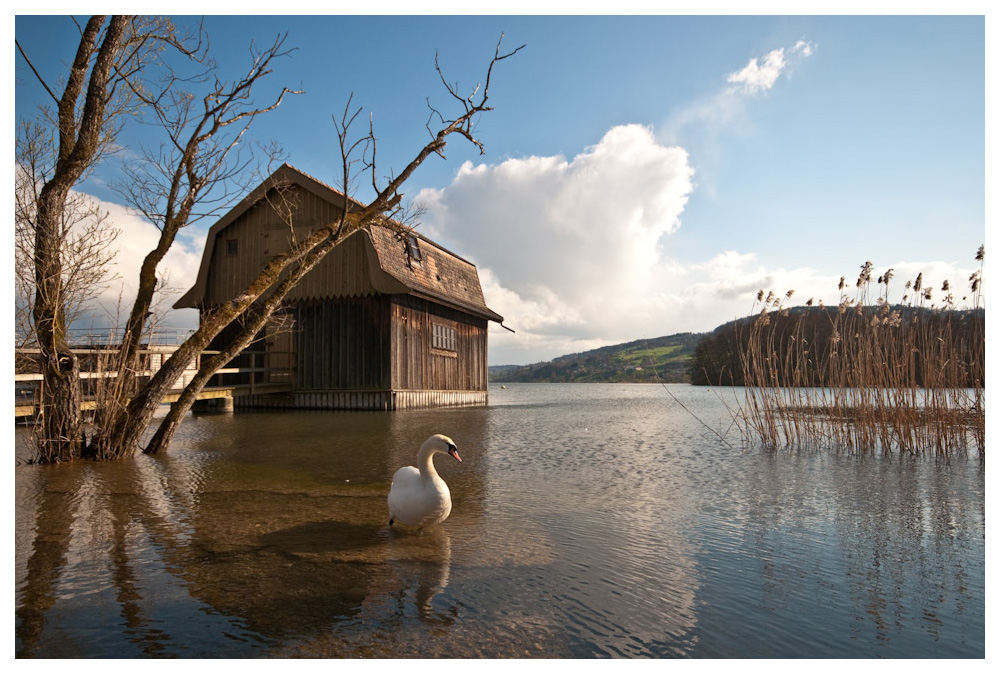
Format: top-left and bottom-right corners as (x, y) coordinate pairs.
(489, 333), (700, 384)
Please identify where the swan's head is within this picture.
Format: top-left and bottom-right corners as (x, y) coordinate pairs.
(424, 434), (462, 462)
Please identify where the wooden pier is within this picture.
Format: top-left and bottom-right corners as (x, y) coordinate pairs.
(14, 346), (293, 419)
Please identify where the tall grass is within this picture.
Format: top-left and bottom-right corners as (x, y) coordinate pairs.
(734, 247), (984, 456)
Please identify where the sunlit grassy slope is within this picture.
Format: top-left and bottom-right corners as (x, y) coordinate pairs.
(489, 333), (701, 383)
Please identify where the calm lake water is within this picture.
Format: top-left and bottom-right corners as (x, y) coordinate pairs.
(14, 384), (985, 658)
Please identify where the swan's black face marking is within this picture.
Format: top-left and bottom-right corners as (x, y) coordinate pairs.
(447, 444), (462, 462)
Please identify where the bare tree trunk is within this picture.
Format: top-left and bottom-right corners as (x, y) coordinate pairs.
(89, 224), (180, 449)
(145, 312), (273, 454)
(30, 16), (129, 462)
(89, 34), (300, 460)
(33, 182), (81, 462)
(87, 320), (216, 459)
(116, 234), (177, 392)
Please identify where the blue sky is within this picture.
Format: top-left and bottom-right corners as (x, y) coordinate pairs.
(13, 11), (989, 365)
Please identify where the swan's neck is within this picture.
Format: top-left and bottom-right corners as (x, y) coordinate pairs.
(417, 447), (441, 480)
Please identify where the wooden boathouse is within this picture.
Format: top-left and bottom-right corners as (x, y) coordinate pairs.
(174, 164), (504, 411)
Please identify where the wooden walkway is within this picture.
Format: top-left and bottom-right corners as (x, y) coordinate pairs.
(15, 345), (293, 418)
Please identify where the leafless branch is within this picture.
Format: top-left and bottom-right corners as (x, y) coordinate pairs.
(15, 38), (61, 104)
(425, 33), (525, 156)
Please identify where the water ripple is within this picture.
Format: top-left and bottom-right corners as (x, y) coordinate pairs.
(15, 384), (984, 658)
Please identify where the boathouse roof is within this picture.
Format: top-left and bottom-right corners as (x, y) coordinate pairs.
(174, 164), (502, 323)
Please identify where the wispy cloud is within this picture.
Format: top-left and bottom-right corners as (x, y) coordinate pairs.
(726, 48), (788, 94)
(663, 40), (816, 147)
(726, 40), (813, 94)
(726, 41), (814, 95)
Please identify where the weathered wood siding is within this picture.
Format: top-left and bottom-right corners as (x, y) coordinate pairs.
(204, 185), (377, 306)
(390, 295), (489, 392)
(294, 296), (391, 391)
(203, 313), (266, 388)
(392, 390), (488, 408)
(284, 223), (378, 302)
(234, 390), (488, 411)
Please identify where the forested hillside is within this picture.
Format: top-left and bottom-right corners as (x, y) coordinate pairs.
(687, 305), (985, 387)
(491, 304), (984, 389)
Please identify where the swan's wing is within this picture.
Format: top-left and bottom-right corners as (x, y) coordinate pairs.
(388, 466), (420, 517)
(390, 465), (420, 489)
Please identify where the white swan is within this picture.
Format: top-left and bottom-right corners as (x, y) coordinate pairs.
(388, 434), (462, 528)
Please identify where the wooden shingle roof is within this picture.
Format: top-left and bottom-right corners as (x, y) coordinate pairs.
(174, 164), (502, 323)
(367, 225), (502, 322)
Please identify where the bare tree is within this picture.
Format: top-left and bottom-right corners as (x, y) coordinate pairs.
(86, 33), (301, 459)
(17, 15), (298, 463)
(15, 121), (121, 348)
(18, 15), (521, 462)
(18, 16), (178, 462)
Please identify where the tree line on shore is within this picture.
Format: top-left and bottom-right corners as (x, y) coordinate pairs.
(687, 304), (984, 388)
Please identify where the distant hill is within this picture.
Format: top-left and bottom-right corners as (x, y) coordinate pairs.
(489, 332), (703, 384)
(688, 304), (985, 387)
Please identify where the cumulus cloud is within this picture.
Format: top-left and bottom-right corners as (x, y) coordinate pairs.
(415, 126), (852, 363)
(67, 194), (203, 332)
(415, 118), (975, 364)
(416, 124), (696, 354)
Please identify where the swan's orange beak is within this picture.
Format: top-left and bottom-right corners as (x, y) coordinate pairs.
(448, 445), (462, 462)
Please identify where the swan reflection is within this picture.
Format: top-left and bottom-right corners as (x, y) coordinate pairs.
(377, 526), (454, 625)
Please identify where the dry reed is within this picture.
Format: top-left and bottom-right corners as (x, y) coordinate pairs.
(732, 247), (985, 456)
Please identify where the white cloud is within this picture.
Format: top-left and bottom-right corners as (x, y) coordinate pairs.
(727, 48), (787, 94)
(416, 124), (978, 364)
(417, 124), (696, 359)
(416, 126), (853, 363)
(69, 195), (203, 333)
(726, 41), (815, 95)
(663, 40), (816, 148)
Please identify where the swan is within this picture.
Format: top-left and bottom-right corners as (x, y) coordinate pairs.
(388, 434), (462, 528)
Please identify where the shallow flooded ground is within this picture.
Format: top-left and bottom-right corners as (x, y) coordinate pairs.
(14, 384), (985, 657)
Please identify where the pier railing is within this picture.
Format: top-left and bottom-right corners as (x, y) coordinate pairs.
(14, 345), (295, 418)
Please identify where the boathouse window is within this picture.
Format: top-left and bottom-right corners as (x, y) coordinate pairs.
(225, 238), (239, 257)
(406, 234), (422, 266)
(432, 323), (457, 352)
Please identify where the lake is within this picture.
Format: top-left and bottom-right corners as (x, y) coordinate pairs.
(14, 383), (985, 658)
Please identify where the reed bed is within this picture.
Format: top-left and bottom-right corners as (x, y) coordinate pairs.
(732, 247), (984, 456)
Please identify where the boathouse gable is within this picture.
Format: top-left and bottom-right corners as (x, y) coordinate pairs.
(174, 163), (501, 410)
